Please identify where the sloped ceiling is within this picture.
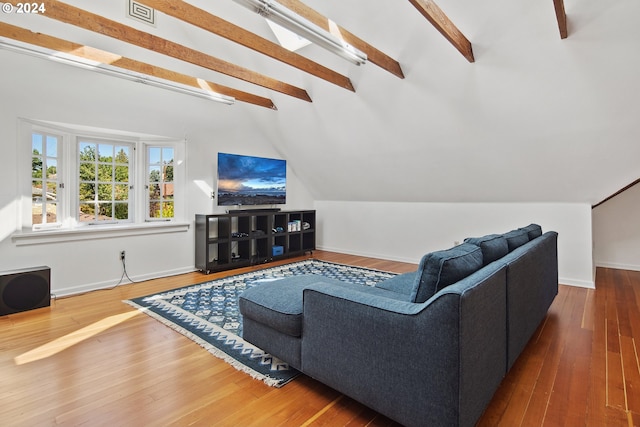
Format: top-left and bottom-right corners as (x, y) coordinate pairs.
(1, 0), (639, 204)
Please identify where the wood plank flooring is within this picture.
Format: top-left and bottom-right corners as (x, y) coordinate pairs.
(1, 251), (638, 426)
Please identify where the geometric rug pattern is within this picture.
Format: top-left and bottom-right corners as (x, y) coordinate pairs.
(124, 259), (396, 387)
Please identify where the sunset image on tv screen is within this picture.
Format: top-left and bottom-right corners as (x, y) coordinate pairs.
(217, 152), (286, 206)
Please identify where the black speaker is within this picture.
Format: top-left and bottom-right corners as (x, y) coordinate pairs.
(0, 266), (51, 316)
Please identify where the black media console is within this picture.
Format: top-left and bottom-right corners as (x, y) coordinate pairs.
(195, 210), (316, 274)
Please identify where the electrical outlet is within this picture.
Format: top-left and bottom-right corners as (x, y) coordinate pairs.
(120, 250), (126, 261)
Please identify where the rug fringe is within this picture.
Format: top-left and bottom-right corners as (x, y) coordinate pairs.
(123, 300), (288, 388)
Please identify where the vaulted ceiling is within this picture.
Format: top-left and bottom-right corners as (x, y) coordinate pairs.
(1, 0), (639, 205)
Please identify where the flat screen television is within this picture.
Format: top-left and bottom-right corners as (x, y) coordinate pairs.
(217, 152), (286, 206)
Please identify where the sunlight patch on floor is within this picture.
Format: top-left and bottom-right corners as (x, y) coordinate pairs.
(14, 309), (143, 365)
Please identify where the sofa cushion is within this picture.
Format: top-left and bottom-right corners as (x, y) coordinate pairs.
(410, 243), (484, 303)
(519, 223), (543, 240)
(239, 274), (342, 337)
(503, 229), (530, 251)
(239, 274), (409, 337)
(374, 271), (416, 298)
(464, 234), (509, 265)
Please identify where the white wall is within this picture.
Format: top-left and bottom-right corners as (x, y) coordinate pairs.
(0, 50), (314, 296)
(315, 201), (594, 288)
(593, 184), (640, 271)
(0, 47), (603, 294)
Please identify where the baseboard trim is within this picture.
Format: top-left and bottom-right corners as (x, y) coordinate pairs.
(316, 245), (420, 265)
(595, 261), (640, 272)
(53, 266), (196, 297)
(559, 277), (595, 289)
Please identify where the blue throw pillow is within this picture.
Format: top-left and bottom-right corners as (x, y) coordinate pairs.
(410, 243), (483, 303)
(519, 223), (543, 240)
(464, 234), (509, 265)
(503, 229), (530, 251)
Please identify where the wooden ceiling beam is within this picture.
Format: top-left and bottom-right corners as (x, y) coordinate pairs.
(135, 0), (355, 92)
(274, 0), (405, 79)
(407, 0), (474, 63)
(0, 22), (276, 109)
(553, 0), (568, 39)
(42, 0), (311, 102)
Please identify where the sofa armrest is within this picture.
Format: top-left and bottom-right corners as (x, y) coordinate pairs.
(301, 263), (507, 427)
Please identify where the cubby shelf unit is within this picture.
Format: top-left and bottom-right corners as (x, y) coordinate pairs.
(195, 210), (316, 274)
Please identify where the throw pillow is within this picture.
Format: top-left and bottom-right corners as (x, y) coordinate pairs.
(464, 234), (509, 265)
(503, 229), (530, 251)
(519, 223), (543, 240)
(410, 243), (483, 303)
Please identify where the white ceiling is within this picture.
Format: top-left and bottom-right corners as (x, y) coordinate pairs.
(2, 0), (639, 204)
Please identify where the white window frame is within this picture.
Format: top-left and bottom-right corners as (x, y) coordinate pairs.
(13, 119), (188, 245)
(30, 130), (65, 230)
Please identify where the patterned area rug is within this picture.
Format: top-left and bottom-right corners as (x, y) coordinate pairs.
(124, 259), (396, 387)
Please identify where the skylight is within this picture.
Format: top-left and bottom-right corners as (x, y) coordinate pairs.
(266, 19), (311, 52)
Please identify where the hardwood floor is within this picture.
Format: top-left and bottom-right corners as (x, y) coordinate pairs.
(1, 251), (638, 426)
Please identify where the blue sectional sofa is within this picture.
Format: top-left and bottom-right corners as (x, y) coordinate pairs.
(239, 224), (558, 427)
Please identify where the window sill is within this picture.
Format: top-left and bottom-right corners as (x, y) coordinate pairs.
(12, 221), (190, 246)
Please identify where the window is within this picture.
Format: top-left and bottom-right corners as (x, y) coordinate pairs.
(147, 146), (174, 220)
(78, 140), (133, 223)
(20, 120), (184, 234)
(31, 132), (62, 228)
